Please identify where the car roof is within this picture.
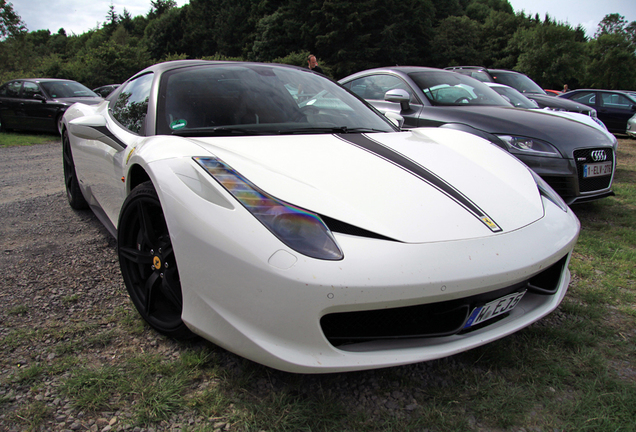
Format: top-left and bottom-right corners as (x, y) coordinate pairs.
(445, 66), (528, 76)
(6, 78), (78, 84)
(129, 59), (309, 79)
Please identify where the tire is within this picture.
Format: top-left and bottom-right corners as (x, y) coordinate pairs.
(0, 115), (11, 133)
(117, 181), (193, 339)
(62, 130), (89, 209)
(56, 114), (64, 136)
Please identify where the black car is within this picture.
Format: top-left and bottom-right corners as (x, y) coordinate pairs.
(340, 66), (616, 205)
(444, 66), (597, 117)
(558, 89), (636, 134)
(0, 78), (102, 135)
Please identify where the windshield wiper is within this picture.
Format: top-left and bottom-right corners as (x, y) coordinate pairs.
(172, 127), (271, 137)
(278, 126), (388, 135)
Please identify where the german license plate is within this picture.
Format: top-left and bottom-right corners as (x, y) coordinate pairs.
(463, 291), (526, 328)
(583, 161), (612, 178)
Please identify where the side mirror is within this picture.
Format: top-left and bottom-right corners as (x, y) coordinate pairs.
(34, 94), (47, 103)
(384, 111), (404, 129)
(69, 115), (107, 140)
(384, 89), (410, 111)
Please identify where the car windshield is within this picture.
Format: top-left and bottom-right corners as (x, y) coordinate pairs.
(490, 72), (546, 95)
(156, 64), (395, 136)
(408, 71), (509, 107)
(40, 81), (98, 98)
(490, 85), (538, 109)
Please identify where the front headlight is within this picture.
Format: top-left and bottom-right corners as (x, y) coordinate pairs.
(529, 169), (568, 212)
(194, 157), (344, 261)
(497, 135), (561, 157)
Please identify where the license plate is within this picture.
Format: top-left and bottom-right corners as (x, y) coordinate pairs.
(463, 291), (526, 328)
(583, 161), (612, 178)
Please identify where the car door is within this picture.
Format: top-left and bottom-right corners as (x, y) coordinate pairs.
(73, 73), (153, 226)
(0, 81), (23, 129)
(598, 92), (636, 132)
(343, 74), (423, 128)
(20, 81), (60, 132)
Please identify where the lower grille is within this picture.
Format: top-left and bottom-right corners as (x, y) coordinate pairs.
(320, 255), (568, 347)
(574, 148), (614, 192)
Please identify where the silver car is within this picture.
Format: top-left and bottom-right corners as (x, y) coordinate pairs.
(627, 113), (636, 138)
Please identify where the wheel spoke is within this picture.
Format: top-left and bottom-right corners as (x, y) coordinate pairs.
(143, 271), (161, 314)
(136, 201), (158, 247)
(119, 246), (153, 265)
(160, 274), (182, 310)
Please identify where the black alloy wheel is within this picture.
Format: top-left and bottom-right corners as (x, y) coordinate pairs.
(62, 130), (89, 209)
(118, 181), (193, 339)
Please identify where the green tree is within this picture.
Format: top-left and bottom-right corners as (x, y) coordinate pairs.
(511, 21), (587, 89)
(0, 0), (25, 39)
(478, 10), (523, 68)
(465, 0), (513, 23)
(433, 15), (482, 67)
(585, 33), (636, 89)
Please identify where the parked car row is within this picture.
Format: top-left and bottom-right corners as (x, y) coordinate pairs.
(57, 60), (582, 373)
(340, 66), (616, 205)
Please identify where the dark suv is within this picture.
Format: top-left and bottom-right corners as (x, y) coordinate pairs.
(445, 66), (597, 117)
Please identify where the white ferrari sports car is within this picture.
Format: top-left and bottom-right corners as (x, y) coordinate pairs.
(62, 60), (580, 373)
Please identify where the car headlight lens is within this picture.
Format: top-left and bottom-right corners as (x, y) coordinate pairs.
(529, 169), (568, 212)
(497, 135), (561, 157)
(194, 157), (343, 260)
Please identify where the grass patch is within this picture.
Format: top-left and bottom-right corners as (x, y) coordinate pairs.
(0, 131), (59, 147)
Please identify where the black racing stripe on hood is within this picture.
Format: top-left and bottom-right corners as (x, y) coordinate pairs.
(336, 133), (502, 233)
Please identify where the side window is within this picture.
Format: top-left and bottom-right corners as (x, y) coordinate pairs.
(111, 73), (153, 134)
(470, 71), (491, 82)
(348, 75), (416, 103)
(569, 91), (596, 105)
(600, 93), (632, 109)
(22, 82), (45, 99)
(0, 82), (22, 98)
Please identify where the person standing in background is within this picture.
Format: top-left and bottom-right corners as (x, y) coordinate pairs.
(307, 54), (324, 74)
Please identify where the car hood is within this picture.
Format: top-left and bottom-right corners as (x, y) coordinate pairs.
(182, 128), (546, 243)
(524, 93), (592, 113)
(419, 106), (613, 154)
(53, 97), (103, 106)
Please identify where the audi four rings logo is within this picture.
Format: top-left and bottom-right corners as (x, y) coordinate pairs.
(591, 150), (607, 162)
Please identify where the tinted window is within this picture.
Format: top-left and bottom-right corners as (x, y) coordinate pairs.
(112, 73), (153, 134)
(347, 75), (418, 103)
(491, 72), (546, 95)
(568, 91), (596, 105)
(408, 71), (509, 107)
(156, 64), (394, 136)
(22, 82), (45, 99)
(600, 93), (635, 109)
(491, 86), (538, 109)
(40, 81), (97, 98)
(0, 81), (22, 98)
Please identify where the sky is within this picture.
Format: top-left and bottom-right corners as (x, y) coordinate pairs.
(507, 0), (636, 37)
(7, 0), (636, 38)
